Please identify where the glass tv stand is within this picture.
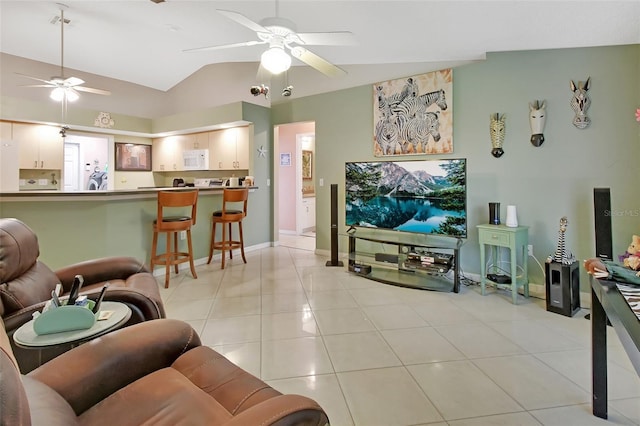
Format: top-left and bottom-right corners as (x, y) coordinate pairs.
(345, 228), (463, 292)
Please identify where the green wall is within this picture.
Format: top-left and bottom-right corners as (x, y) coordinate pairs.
(273, 44), (640, 290)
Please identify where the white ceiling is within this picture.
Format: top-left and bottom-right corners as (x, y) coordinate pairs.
(1, 1), (639, 112)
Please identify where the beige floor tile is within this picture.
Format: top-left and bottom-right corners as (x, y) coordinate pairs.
(473, 354), (591, 410)
(411, 300), (480, 326)
(487, 319), (586, 353)
(261, 336), (333, 380)
(261, 292), (310, 314)
(381, 327), (466, 365)
(267, 374), (354, 426)
(529, 403), (636, 426)
(363, 304), (429, 330)
(435, 322), (527, 358)
(261, 310), (319, 340)
(209, 295), (261, 318)
(306, 289), (359, 310)
(447, 412), (542, 426)
(337, 367), (444, 425)
(407, 360), (524, 420)
(199, 315), (261, 346)
(164, 298), (213, 321)
(313, 308), (376, 335)
(323, 331), (401, 372)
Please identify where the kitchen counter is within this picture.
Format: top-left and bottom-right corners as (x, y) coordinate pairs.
(0, 186), (257, 202)
(0, 186), (262, 270)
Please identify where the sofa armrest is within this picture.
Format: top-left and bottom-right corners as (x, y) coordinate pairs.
(55, 257), (149, 291)
(222, 394), (329, 426)
(28, 319), (200, 415)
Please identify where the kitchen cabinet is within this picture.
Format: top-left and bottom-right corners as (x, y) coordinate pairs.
(0, 121), (19, 191)
(152, 133), (209, 172)
(152, 137), (179, 171)
(14, 123), (63, 170)
(209, 126), (249, 170)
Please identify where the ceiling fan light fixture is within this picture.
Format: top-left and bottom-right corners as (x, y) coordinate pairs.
(261, 46), (291, 74)
(50, 87), (65, 102)
(50, 87), (79, 102)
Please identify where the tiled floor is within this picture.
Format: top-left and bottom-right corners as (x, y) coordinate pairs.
(158, 238), (640, 426)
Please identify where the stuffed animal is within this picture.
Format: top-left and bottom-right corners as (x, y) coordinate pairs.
(621, 234), (640, 275)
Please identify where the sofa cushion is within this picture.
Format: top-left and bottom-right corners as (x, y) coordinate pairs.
(0, 218), (39, 283)
(21, 376), (78, 426)
(172, 345), (281, 415)
(78, 368), (233, 426)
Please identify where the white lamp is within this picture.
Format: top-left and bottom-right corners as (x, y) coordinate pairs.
(261, 46), (291, 75)
(50, 87), (65, 102)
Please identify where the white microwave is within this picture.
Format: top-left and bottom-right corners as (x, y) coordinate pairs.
(183, 149), (209, 170)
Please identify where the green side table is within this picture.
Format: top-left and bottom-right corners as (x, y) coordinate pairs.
(478, 224), (529, 304)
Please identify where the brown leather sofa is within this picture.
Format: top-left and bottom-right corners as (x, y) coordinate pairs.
(0, 218), (165, 372)
(0, 318), (329, 426)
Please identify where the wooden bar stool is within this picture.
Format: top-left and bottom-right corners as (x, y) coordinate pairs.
(150, 190), (199, 288)
(207, 188), (248, 269)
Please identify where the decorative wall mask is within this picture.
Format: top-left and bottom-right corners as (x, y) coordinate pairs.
(489, 113), (506, 158)
(570, 77), (591, 129)
(529, 100), (546, 147)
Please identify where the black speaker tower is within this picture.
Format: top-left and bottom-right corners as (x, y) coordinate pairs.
(326, 184), (344, 267)
(593, 188), (613, 261)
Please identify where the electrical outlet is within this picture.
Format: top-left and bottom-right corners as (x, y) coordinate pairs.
(528, 244), (533, 256)
(180, 231), (186, 240)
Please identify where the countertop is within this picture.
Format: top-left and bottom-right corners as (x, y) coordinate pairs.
(0, 186), (258, 202)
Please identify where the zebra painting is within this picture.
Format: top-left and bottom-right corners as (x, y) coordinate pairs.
(373, 69), (452, 156)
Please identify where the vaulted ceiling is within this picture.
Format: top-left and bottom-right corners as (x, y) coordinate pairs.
(1, 1), (639, 118)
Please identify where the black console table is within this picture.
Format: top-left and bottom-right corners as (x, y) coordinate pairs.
(346, 228), (463, 293)
(590, 276), (640, 419)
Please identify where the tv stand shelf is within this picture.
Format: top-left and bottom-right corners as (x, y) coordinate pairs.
(345, 228), (463, 292)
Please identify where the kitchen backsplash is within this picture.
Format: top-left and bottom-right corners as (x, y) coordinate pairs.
(19, 169), (61, 191)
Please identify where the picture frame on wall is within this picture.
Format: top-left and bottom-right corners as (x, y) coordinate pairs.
(302, 150), (312, 179)
(280, 152), (292, 166)
(115, 143), (152, 171)
(373, 68), (453, 156)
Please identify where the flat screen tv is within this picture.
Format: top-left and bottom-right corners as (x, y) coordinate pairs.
(345, 158), (467, 238)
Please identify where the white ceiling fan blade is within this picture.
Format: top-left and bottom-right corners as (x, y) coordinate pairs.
(183, 40), (265, 53)
(74, 86), (111, 96)
(217, 9), (270, 33)
(64, 76), (85, 87)
(20, 84), (56, 88)
(296, 31), (357, 46)
(290, 47), (346, 77)
(15, 72), (55, 85)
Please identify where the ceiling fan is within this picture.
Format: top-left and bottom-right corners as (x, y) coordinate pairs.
(17, 5), (111, 102)
(184, 3), (356, 77)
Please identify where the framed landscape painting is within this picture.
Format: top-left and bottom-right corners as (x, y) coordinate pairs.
(373, 68), (453, 156)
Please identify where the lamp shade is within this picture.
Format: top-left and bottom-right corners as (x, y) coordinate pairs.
(261, 46), (291, 74)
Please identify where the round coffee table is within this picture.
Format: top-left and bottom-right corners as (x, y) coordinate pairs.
(13, 301), (131, 348)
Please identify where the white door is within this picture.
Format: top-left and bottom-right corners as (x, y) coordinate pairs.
(295, 133), (315, 235)
(64, 142), (80, 191)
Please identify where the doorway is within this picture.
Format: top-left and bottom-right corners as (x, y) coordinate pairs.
(275, 121), (316, 250)
(63, 134), (110, 191)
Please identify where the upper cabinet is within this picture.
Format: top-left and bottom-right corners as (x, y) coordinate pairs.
(152, 126), (250, 172)
(208, 126), (250, 170)
(153, 136), (180, 172)
(13, 123), (63, 170)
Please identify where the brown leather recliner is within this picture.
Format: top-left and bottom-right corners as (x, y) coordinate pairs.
(0, 218), (165, 373)
(0, 318), (330, 426)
